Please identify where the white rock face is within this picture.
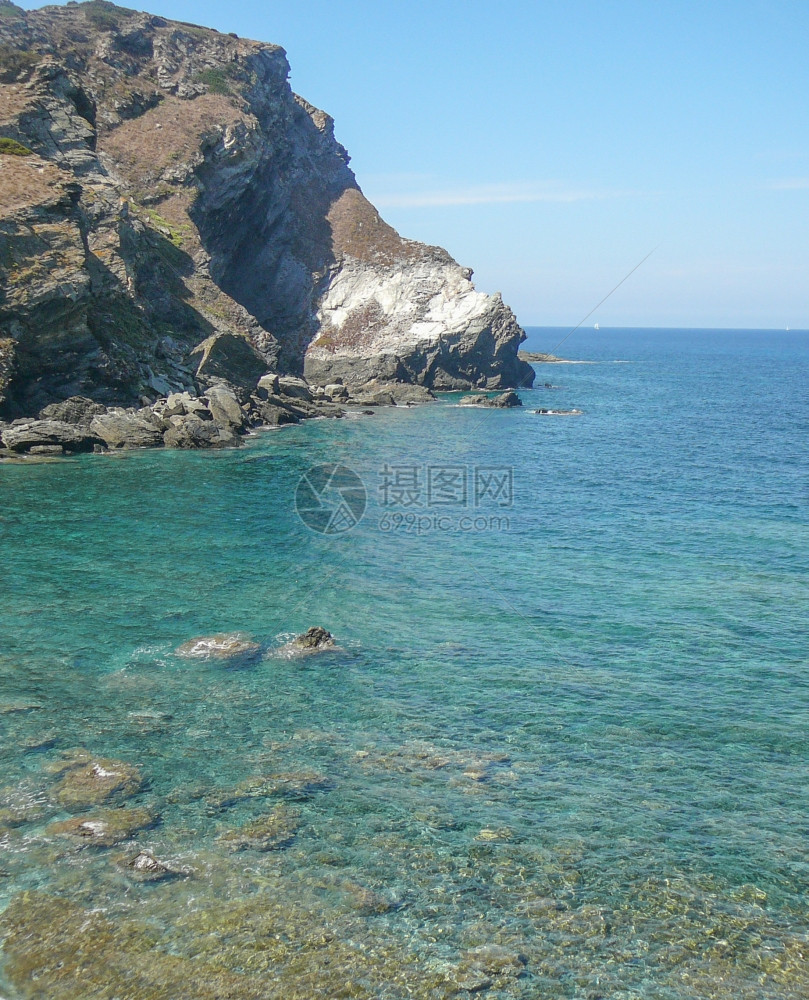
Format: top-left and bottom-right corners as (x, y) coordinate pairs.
(319, 259), (488, 352)
(303, 189), (533, 390)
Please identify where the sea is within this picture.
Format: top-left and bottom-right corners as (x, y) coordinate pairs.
(0, 327), (807, 999)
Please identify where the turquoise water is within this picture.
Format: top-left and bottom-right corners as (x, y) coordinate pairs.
(0, 328), (807, 998)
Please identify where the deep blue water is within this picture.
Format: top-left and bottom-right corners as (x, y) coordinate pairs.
(0, 328), (807, 999)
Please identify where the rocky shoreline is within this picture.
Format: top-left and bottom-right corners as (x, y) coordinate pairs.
(0, 371), (437, 460)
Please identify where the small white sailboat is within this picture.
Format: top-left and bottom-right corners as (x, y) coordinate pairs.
(594, 323), (600, 330)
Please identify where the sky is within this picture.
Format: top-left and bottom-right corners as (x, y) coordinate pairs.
(18, 0), (809, 328)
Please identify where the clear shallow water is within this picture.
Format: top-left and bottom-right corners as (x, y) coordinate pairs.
(0, 328), (807, 999)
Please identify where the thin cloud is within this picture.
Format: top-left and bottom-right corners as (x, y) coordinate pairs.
(369, 181), (631, 208)
(764, 178), (809, 191)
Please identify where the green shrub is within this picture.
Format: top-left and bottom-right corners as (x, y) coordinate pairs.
(0, 46), (38, 83)
(0, 3), (26, 22)
(195, 67), (231, 95)
(83, 1), (134, 32)
(0, 136), (33, 156)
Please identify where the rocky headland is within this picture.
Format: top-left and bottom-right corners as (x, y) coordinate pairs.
(0, 0), (534, 456)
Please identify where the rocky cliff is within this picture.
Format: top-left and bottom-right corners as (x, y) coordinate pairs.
(0, 0), (533, 422)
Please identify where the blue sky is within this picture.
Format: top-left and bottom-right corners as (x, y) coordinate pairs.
(20, 1), (809, 327)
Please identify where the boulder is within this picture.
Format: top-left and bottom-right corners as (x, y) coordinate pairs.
(277, 375), (312, 401)
(350, 389), (396, 407)
(0, 419), (101, 453)
(309, 400), (345, 418)
(204, 383), (245, 431)
(291, 626), (335, 650)
(162, 415), (241, 449)
(159, 391), (210, 419)
(458, 390), (521, 408)
(353, 381), (435, 406)
(252, 393), (341, 422)
(90, 410), (165, 449)
(190, 333), (268, 388)
(29, 445), (65, 456)
(248, 399), (300, 427)
(37, 396), (107, 425)
(256, 373), (280, 397)
(323, 383), (349, 400)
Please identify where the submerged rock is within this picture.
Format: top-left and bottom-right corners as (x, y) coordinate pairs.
(47, 751), (143, 811)
(474, 826), (514, 842)
(219, 803), (301, 851)
(175, 633), (261, 661)
(118, 849), (180, 882)
(341, 881), (398, 915)
(0, 700), (43, 714)
(48, 807), (157, 847)
(235, 770), (331, 801)
(0, 784), (50, 831)
(0, 887), (458, 1000)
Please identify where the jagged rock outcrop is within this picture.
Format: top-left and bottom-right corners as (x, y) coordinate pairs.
(0, 0), (533, 424)
(459, 390), (522, 408)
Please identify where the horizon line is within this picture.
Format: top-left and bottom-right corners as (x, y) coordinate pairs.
(520, 324), (808, 331)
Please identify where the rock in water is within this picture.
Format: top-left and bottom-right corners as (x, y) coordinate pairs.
(219, 803), (301, 851)
(48, 808), (157, 847)
(201, 383), (245, 431)
(175, 633), (261, 660)
(0, 419), (101, 453)
(0, 3), (532, 427)
(118, 850), (178, 881)
(89, 411), (165, 449)
(46, 751), (143, 811)
(459, 391), (522, 408)
(292, 627), (335, 650)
